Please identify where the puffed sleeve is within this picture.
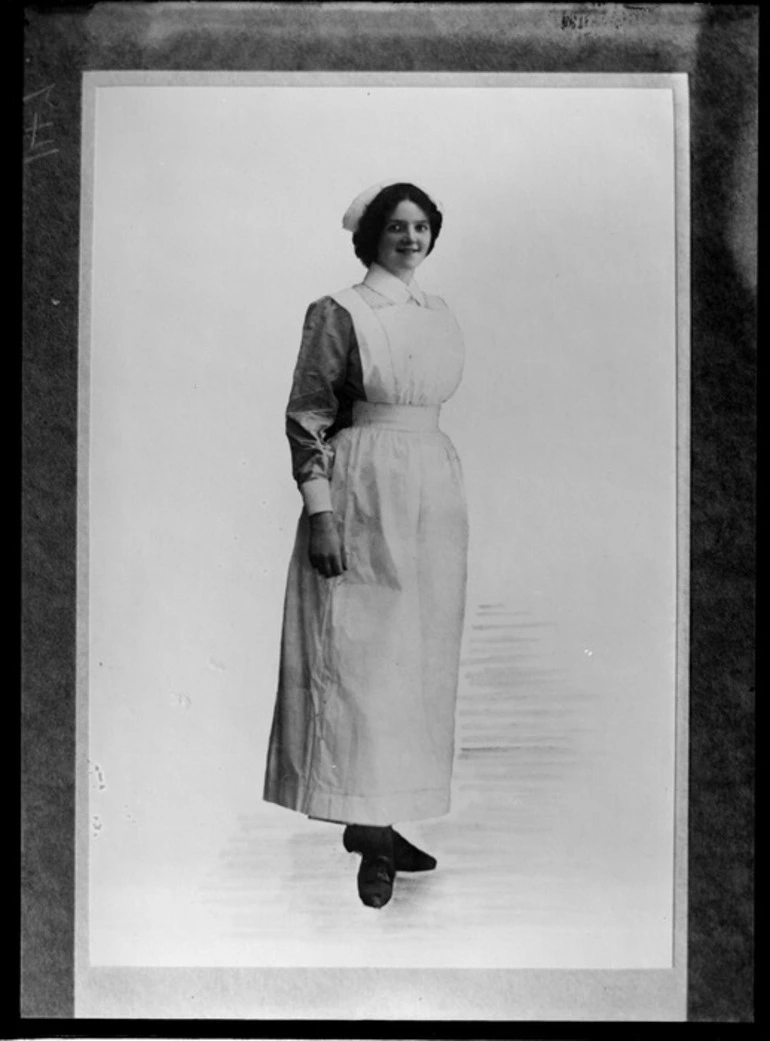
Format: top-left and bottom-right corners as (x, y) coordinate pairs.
(285, 296), (357, 515)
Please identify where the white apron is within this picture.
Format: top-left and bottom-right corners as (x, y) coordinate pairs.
(263, 287), (468, 824)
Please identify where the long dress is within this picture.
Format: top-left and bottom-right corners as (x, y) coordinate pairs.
(263, 262), (468, 825)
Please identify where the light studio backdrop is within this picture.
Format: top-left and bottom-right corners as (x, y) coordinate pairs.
(78, 73), (686, 1011)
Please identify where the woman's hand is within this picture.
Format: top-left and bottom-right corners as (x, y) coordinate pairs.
(308, 511), (348, 578)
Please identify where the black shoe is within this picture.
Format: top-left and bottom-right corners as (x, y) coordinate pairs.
(357, 854), (395, 909)
(391, 829), (437, 872)
(343, 825), (437, 872)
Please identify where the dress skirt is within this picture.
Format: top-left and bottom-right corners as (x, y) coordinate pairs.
(263, 401), (468, 824)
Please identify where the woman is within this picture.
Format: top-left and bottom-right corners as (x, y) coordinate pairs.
(263, 181), (468, 909)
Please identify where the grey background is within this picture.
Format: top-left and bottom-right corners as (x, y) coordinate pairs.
(21, 1), (755, 1025)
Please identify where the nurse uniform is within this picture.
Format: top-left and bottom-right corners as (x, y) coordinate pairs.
(263, 262), (468, 825)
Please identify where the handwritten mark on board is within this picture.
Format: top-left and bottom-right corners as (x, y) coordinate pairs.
(23, 84), (59, 164)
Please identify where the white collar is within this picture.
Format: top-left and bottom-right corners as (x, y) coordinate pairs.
(362, 263), (426, 306)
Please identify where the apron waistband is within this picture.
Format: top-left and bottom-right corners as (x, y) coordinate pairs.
(352, 401), (441, 432)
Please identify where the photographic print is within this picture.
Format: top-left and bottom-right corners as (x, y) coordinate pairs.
(76, 70), (687, 1017)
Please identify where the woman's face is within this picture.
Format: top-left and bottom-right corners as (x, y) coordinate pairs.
(375, 199), (432, 283)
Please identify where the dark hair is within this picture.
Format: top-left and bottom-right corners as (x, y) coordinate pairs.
(352, 182), (443, 268)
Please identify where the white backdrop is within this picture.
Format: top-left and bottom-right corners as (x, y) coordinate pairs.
(85, 81), (678, 969)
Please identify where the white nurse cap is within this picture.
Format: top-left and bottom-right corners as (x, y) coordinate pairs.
(341, 179), (444, 233)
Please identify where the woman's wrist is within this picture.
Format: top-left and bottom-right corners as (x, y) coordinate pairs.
(309, 510), (335, 530)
